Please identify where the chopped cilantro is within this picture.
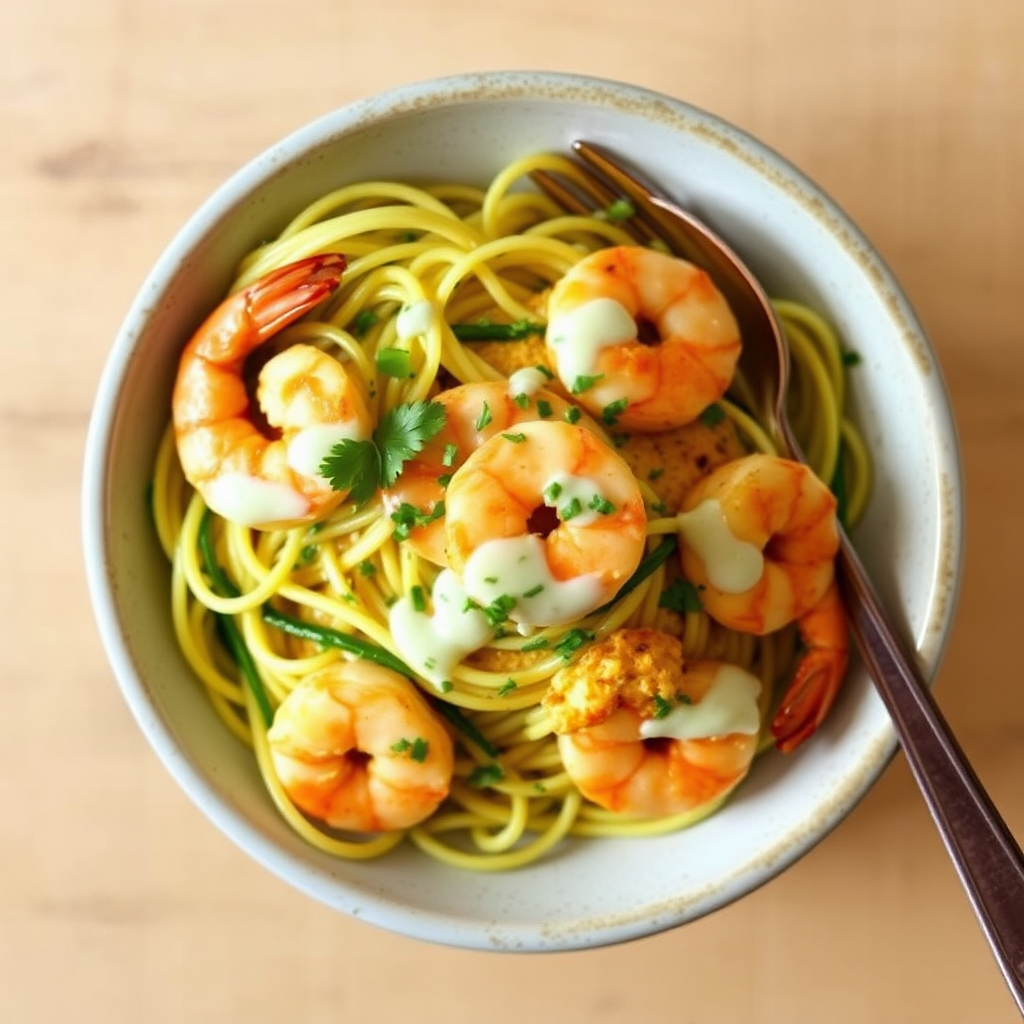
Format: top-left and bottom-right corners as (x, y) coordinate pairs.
(602, 398), (629, 425)
(600, 198), (635, 222)
(558, 497), (583, 521)
(659, 578), (704, 613)
(442, 443), (458, 467)
(572, 373), (604, 394)
(467, 763), (505, 788)
(554, 628), (594, 661)
(391, 736), (429, 762)
(351, 309), (379, 337)
(376, 348), (414, 378)
(475, 401), (492, 430)
(653, 694), (673, 719)
(698, 403), (726, 427)
(390, 500), (445, 541)
(483, 594), (517, 627)
(520, 635), (549, 651)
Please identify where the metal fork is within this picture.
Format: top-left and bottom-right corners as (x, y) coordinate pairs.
(534, 140), (1024, 1014)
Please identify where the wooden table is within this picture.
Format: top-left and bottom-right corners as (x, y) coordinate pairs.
(3, 1), (1022, 1020)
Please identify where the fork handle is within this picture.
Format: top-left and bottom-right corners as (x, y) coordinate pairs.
(837, 534), (1024, 1014)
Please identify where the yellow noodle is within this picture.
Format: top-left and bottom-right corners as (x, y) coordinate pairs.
(155, 156), (872, 872)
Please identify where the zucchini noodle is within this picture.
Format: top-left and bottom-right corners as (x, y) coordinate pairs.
(154, 151), (871, 871)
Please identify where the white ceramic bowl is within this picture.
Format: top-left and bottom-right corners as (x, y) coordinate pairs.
(82, 71), (963, 951)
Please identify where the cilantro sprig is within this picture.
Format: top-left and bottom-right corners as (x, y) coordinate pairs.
(319, 400), (447, 504)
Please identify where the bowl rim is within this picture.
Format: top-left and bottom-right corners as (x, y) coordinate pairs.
(81, 69), (965, 950)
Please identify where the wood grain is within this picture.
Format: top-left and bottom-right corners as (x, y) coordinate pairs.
(2, 0), (1022, 1021)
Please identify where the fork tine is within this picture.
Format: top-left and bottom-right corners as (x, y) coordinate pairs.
(529, 165), (662, 247)
(571, 140), (714, 265)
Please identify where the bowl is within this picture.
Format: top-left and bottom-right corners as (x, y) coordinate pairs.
(82, 70), (963, 951)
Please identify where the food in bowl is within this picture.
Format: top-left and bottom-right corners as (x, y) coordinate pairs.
(152, 150), (870, 870)
(84, 72), (960, 949)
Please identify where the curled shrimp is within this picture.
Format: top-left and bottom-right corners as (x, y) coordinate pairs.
(444, 419), (647, 627)
(675, 453), (848, 753)
(544, 246), (741, 431)
(173, 254), (373, 530)
(267, 660), (454, 832)
(382, 378), (574, 565)
(546, 629), (760, 816)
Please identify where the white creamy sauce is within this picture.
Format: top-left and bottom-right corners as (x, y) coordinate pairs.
(462, 534), (603, 627)
(543, 471), (609, 526)
(507, 366), (550, 399)
(639, 664), (762, 741)
(287, 421), (368, 479)
(546, 297), (636, 385)
(677, 498), (764, 593)
(388, 569), (494, 689)
(396, 299), (434, 340)
(205, 473), (308, 527)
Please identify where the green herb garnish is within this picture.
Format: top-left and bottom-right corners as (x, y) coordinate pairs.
(658, 577), (705, 614)
(319, 400), (447, 505)
(450, 318), (545, 341)
(698, 403), (726, 427)
(376, 348), (414, 378)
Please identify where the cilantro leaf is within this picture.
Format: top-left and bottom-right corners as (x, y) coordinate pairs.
(319, 439), (381, 505)
(321, 400), (447, 504)
(375, 401), (447, 487)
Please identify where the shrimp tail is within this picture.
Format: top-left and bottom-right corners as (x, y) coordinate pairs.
(770, 581), (849, 754)
(244, 252), (346, 342)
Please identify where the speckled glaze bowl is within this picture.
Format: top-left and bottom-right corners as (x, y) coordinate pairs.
(82, 71), (963, 951)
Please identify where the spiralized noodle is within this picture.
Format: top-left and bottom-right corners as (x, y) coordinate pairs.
(151, 152), (871, 871)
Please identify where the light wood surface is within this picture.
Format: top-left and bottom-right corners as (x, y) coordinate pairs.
(3, 1), (1023, 1021)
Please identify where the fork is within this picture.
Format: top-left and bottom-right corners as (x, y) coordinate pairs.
(533, 140), (1024, 1014)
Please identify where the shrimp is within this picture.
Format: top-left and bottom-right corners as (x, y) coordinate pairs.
(173, 254), (373, 530)
(676, 453), (840, 635)
(547, 630), (760, 816)
(544, 246), (741, 432)
(443, 419), (647, 627)
(675, 453), (849, 753)
(266, 660), (454, 832)
(382, 378), (575, 565)
(771, 580), (849, 754)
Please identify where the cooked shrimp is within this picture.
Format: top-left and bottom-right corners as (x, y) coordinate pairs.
(675, 453), (848, 753)
(544, 246), (741, 431)
(444, 419), (647, 627)
(173, 254), (373, 530)
(266, 660), (454, 832)
(676, 453), (840, 635)
(771, 580), (849, 754)
(548, 631), (760, 816)
(382, 378), (574, 565)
